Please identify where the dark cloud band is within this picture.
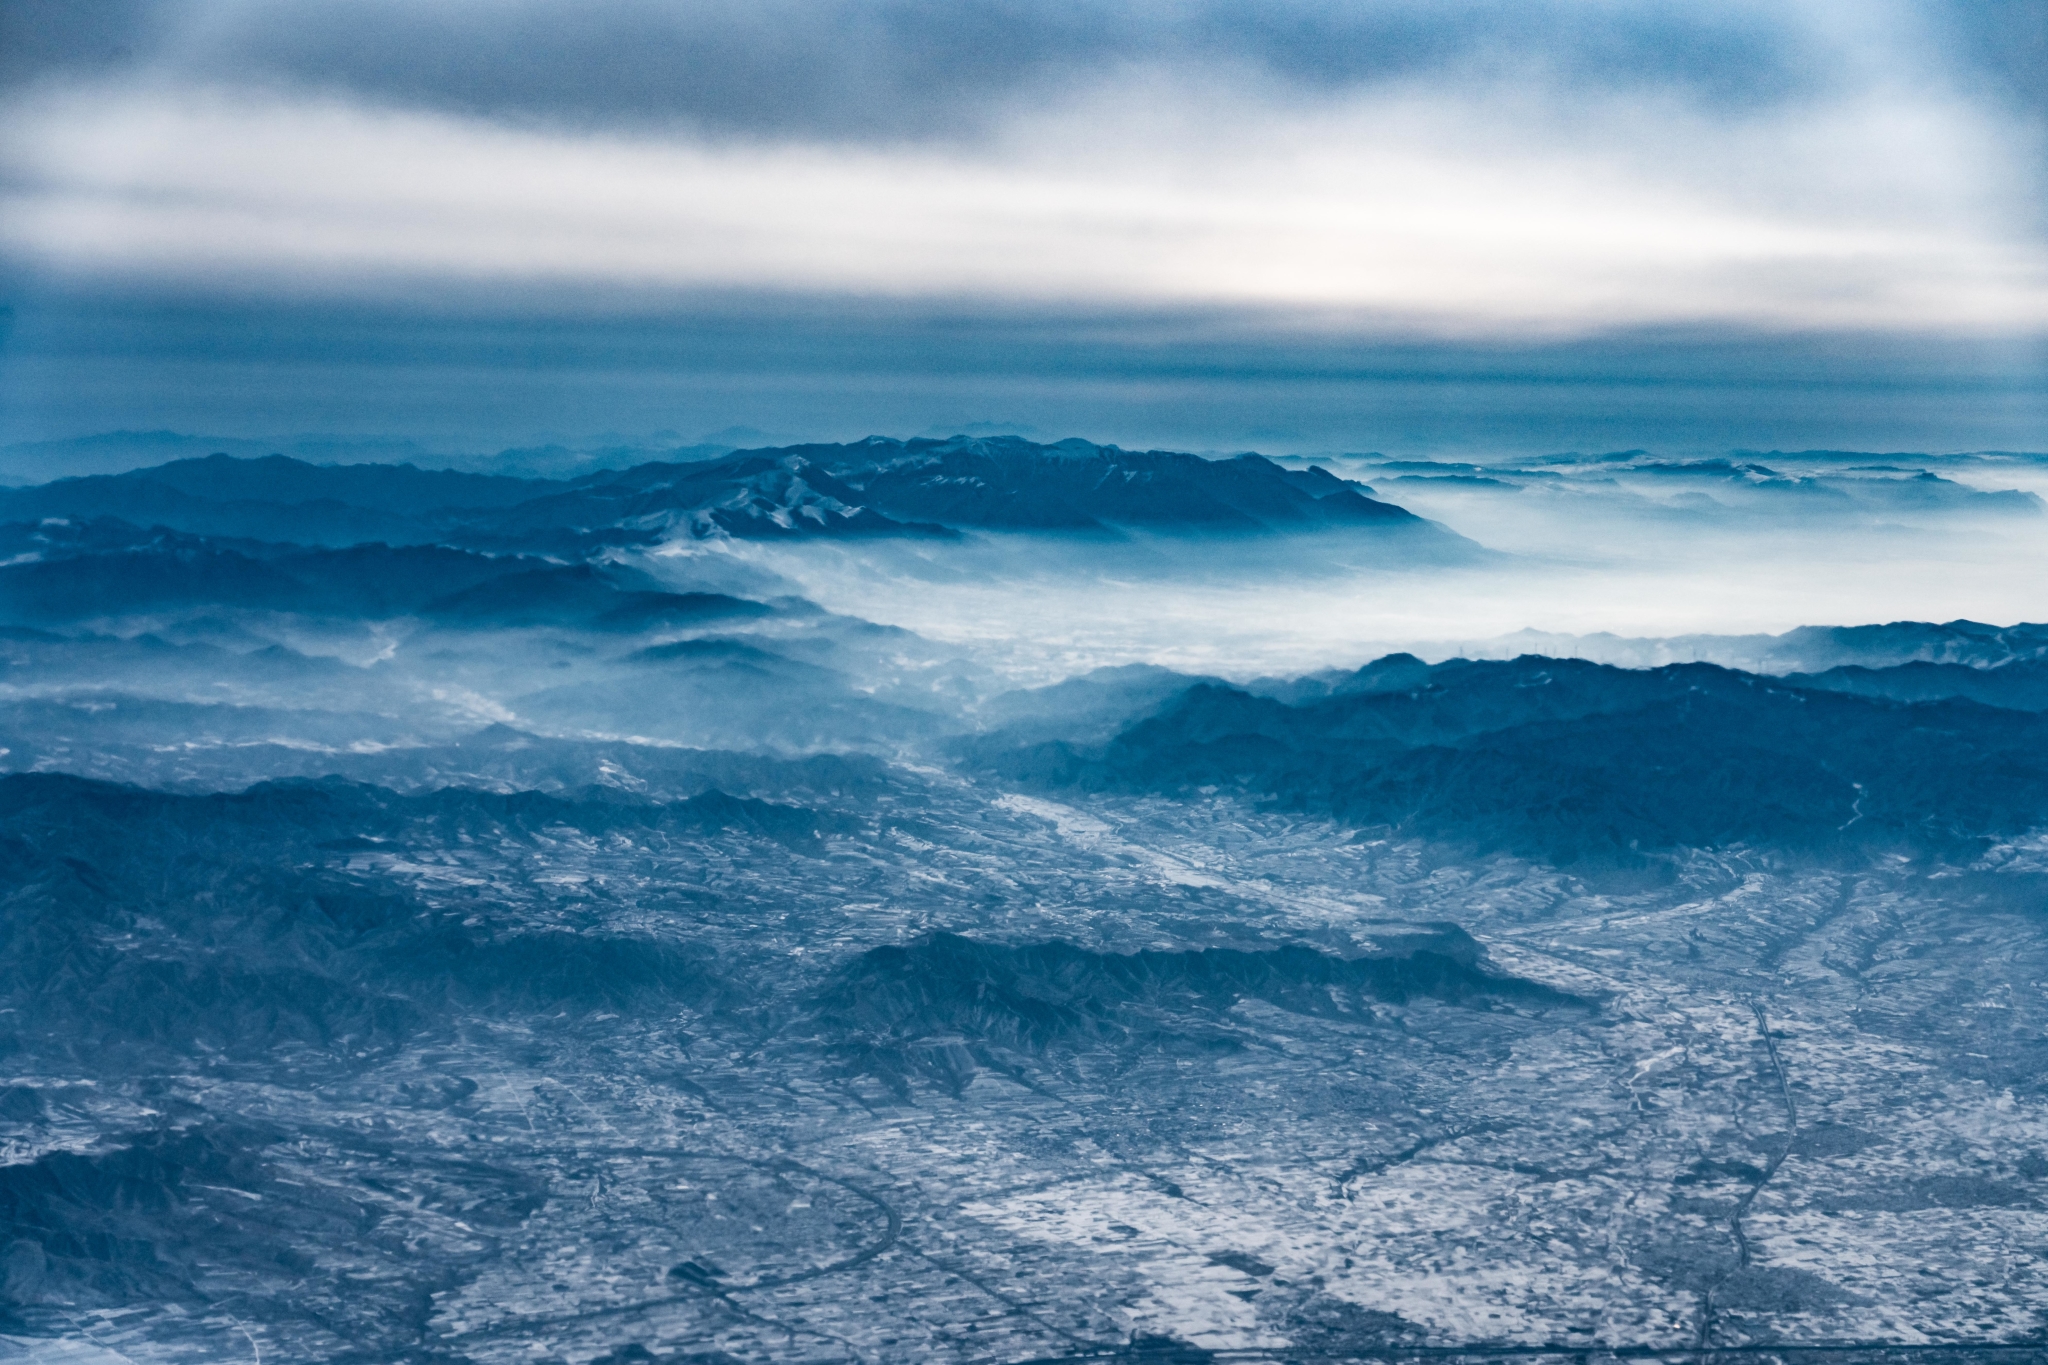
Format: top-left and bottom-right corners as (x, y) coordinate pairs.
(4, 284), (2042, 454)
(4, 0), (1835, 139)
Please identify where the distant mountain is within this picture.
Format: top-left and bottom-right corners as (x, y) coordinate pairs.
(87, 452), (541, 511)
(417, 563), (769, 632)
(0, 431), (457, 482)
(1463, 619), (2048, 673)
(969, 654), (2048, 866)
(1348, 450), (2045, 518)
(0, 451), (930, 548)
(1605, 459), (2043, 514)
(1731, 448), (2048, 465)
(0, 432), (739, 483)
(800, 434), (1431, 534)
(0, 519), (772, 628)
(1765, 620), (2048, 671)
(975, 664), (1231, 745)
(1787, 657), (2048, 711)
(461, 448), (952, 544)
(1244, 652), (1436, 706)
(0, 436), (1449, 550)
(0, 464), (461, 545)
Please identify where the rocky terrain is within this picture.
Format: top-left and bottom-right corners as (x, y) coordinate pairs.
(1, 448), (2046, 1362)
(3, 759), (2047, 1363)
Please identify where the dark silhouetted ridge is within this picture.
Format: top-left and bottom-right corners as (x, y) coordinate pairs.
(969, 653), (2048, 865)
(0, 440), (1450, 546)
(809, 930), (1585, 1095)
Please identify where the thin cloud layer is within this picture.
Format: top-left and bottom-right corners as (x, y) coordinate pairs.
(3, 85), (2043, 333)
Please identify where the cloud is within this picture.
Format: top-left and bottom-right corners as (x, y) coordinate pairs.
(0, 0), (2042, 347)
(1931, 0), (2048, 122)
(2, 55), (2041, 337)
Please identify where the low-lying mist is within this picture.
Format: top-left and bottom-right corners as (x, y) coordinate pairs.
(0, 438), (2043, 793)
(646, 449), (2048, 683)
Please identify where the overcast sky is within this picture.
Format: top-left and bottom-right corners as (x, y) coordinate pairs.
(0, 0), (2044, 454)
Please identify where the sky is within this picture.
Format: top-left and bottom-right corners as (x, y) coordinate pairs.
(0, 0), (2045, 459)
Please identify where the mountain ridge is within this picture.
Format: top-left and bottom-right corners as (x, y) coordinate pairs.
(967, 653), (2048, 867)
(0, 435), (1454, 548)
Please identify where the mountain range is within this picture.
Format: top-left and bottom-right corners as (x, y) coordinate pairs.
(0, 436), (1452, 548)
(969, 652), (2048, 869)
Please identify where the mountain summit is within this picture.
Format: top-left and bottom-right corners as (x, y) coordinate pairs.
(773, 434), (1425, 534)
